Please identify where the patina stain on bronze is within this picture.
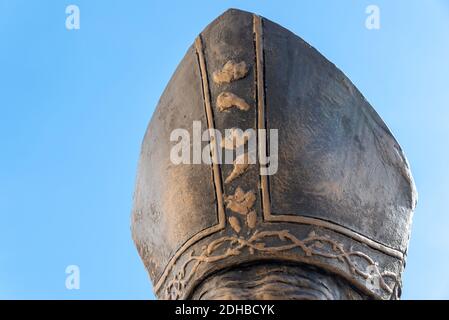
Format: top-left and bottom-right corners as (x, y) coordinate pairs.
(131, 9), (417, 300)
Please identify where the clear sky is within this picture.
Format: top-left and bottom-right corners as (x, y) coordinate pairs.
(0, 0), (448, 300)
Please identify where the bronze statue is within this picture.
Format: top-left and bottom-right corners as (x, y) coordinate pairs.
(131, 9), (417, 300)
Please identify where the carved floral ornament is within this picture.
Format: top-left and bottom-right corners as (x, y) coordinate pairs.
(163, 222), (400, 300)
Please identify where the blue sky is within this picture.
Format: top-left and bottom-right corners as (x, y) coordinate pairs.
(0, 0), (448, 299)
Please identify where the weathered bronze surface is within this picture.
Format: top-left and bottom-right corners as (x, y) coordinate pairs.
(131, 9), (417, 300)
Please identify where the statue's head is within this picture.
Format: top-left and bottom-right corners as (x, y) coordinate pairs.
(131, 9), (417, 300)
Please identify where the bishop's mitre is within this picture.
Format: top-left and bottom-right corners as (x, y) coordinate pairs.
(131, 9), (417, 300)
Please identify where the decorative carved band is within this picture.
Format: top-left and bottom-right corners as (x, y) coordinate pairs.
(162, 228), (399, 300)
